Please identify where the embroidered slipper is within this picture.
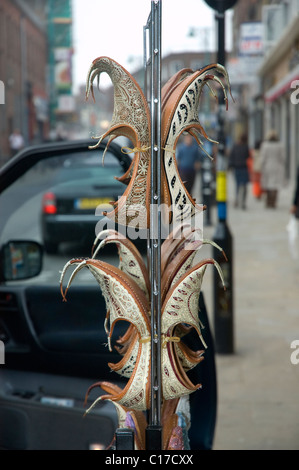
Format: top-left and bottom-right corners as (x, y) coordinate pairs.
(161, 68), (193, 109)
(161, 238), (203, 303)
(108, 329), (139, 378)
(85, 382), (187, 450)
(161, 224), (198, 273)
(60, 258), (151, 410)
(161, 236), (227, 302)
(161, 64), (232, 225)
(86, 56), (151, 229)
(85, 383), (186, 450)
(92, 229), (150, 300)
(174, 341), (205, 372)
(90, 229), (150, 372)
(114, 323), (136, 354)
(161, 258), (226, 401)
(84, 381), (147, 450)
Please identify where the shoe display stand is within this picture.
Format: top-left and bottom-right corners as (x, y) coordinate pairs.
(59, 0), (231, 451)
(144, 0), (163, 450)
(115, 0), (163, 451)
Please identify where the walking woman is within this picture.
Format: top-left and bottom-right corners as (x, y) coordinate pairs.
(260, 130), (286, 208)
(229, 133), (250, 209)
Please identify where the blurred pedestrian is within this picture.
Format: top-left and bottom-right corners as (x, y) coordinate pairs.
(260, 130), (286, 209)
(9, 129), (24, 157)
(287, 167), (299, 257)
(176, 133), (202, 196)
(229, 133), (250, 209)
(290, 167), (299, 218)
(251, 140), (263, 199)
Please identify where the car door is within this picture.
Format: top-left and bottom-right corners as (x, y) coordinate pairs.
(0, 140), (132, 450)
(0, 139), (217, 450)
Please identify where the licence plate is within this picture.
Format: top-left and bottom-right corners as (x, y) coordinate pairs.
(75, 197), (112, 209)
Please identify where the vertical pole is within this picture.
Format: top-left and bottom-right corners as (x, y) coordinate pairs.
(20, 16), (29, 146)
(146, 0), (162, 450)
(212, 1), (234, 354)
(198, 27), (213, 227)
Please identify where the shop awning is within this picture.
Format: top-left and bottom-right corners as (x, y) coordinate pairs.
(265, 65), (299, 103)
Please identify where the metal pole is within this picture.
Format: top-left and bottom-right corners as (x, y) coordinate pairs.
(115, 1), (162, 450)
(212, 0), (234, 354)
(20, 16), (29, 146)
(201, 27), (213, 227)
(145, 0), (163, 450)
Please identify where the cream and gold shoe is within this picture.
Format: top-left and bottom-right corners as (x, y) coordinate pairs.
(60, 258), (151, 410)
(86, 56), (151, 229)
(161, 64), (231, 226)
(161, 258), (225, 401)
(92, 229), (150, 300)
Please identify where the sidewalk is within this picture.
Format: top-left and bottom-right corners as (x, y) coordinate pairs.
(197, 173), (299, 450)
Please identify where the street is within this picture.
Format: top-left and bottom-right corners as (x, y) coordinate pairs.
(195, 172), (299, 450)
(0, 171), (120, 286)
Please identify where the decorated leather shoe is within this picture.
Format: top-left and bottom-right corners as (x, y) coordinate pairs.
(84, 381), (147, 450)
(84, 383), (190, 450)
(161, 234), (226, 303)
(161, 64), (232, 226)
(161, 258), (225, 401)
(86, 56), (151, 228)
(91, 229), (150, 365)
(60, 258), (151, 410)
(91, 229), (150, 300)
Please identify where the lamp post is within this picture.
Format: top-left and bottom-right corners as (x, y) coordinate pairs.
(188, 26), (214, 226)
(204, 0), (238, 354)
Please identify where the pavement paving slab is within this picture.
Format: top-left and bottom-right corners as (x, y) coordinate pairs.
(194, 172), (299, 450)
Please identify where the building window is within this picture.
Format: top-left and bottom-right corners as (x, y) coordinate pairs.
(169, 60), (184, 77)
(262, 5), (284, 51)
(190, 60), (203, 71)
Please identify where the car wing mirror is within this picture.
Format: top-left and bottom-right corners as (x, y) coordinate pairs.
(0, 240), (43, 281)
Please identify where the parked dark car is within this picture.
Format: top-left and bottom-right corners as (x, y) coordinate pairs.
(40, 145), (131, 254)
(0, 139), (217, 450)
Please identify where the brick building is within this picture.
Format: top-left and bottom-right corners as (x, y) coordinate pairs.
(0, 0), (48, 162)
(229, 0), (299, 180)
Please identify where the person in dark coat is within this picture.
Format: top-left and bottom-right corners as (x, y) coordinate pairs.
(229, 133), (250, 209)
(176, 133), (203, 196)
(291, 167), (299, 218)
(260, 129), (286, 208)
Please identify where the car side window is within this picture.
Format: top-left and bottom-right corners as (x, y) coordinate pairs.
(0, 149), (124, 286)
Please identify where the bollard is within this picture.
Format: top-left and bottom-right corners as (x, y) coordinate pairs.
(115, 428), (135, 450)
(213, 220), (234, 353)
(201, 158), (213, 226)
(146, 425), (163, 450)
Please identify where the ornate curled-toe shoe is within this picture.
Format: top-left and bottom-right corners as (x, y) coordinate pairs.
(161, 221), (225, 274)
(92, 229), (150, 300)
(84, 381), (147, 450)
(84, 384), (189, 450)
(90, 229), (150, 370)
(60, 258), (151, 410)
(161, 232), (227, 302)
(161, 64), (232, 226)
(161, 238), (224, 301)
(160, 69), (194, 218)
(161, 224), (199, 273)
(161, 258), (226, 401)
(86, 56), (151, 228)
(161, 68), (193, 108)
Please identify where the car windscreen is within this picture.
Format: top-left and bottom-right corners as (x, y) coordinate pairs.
(0, 148), (126, 286)
(53, 154), (123, 186)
